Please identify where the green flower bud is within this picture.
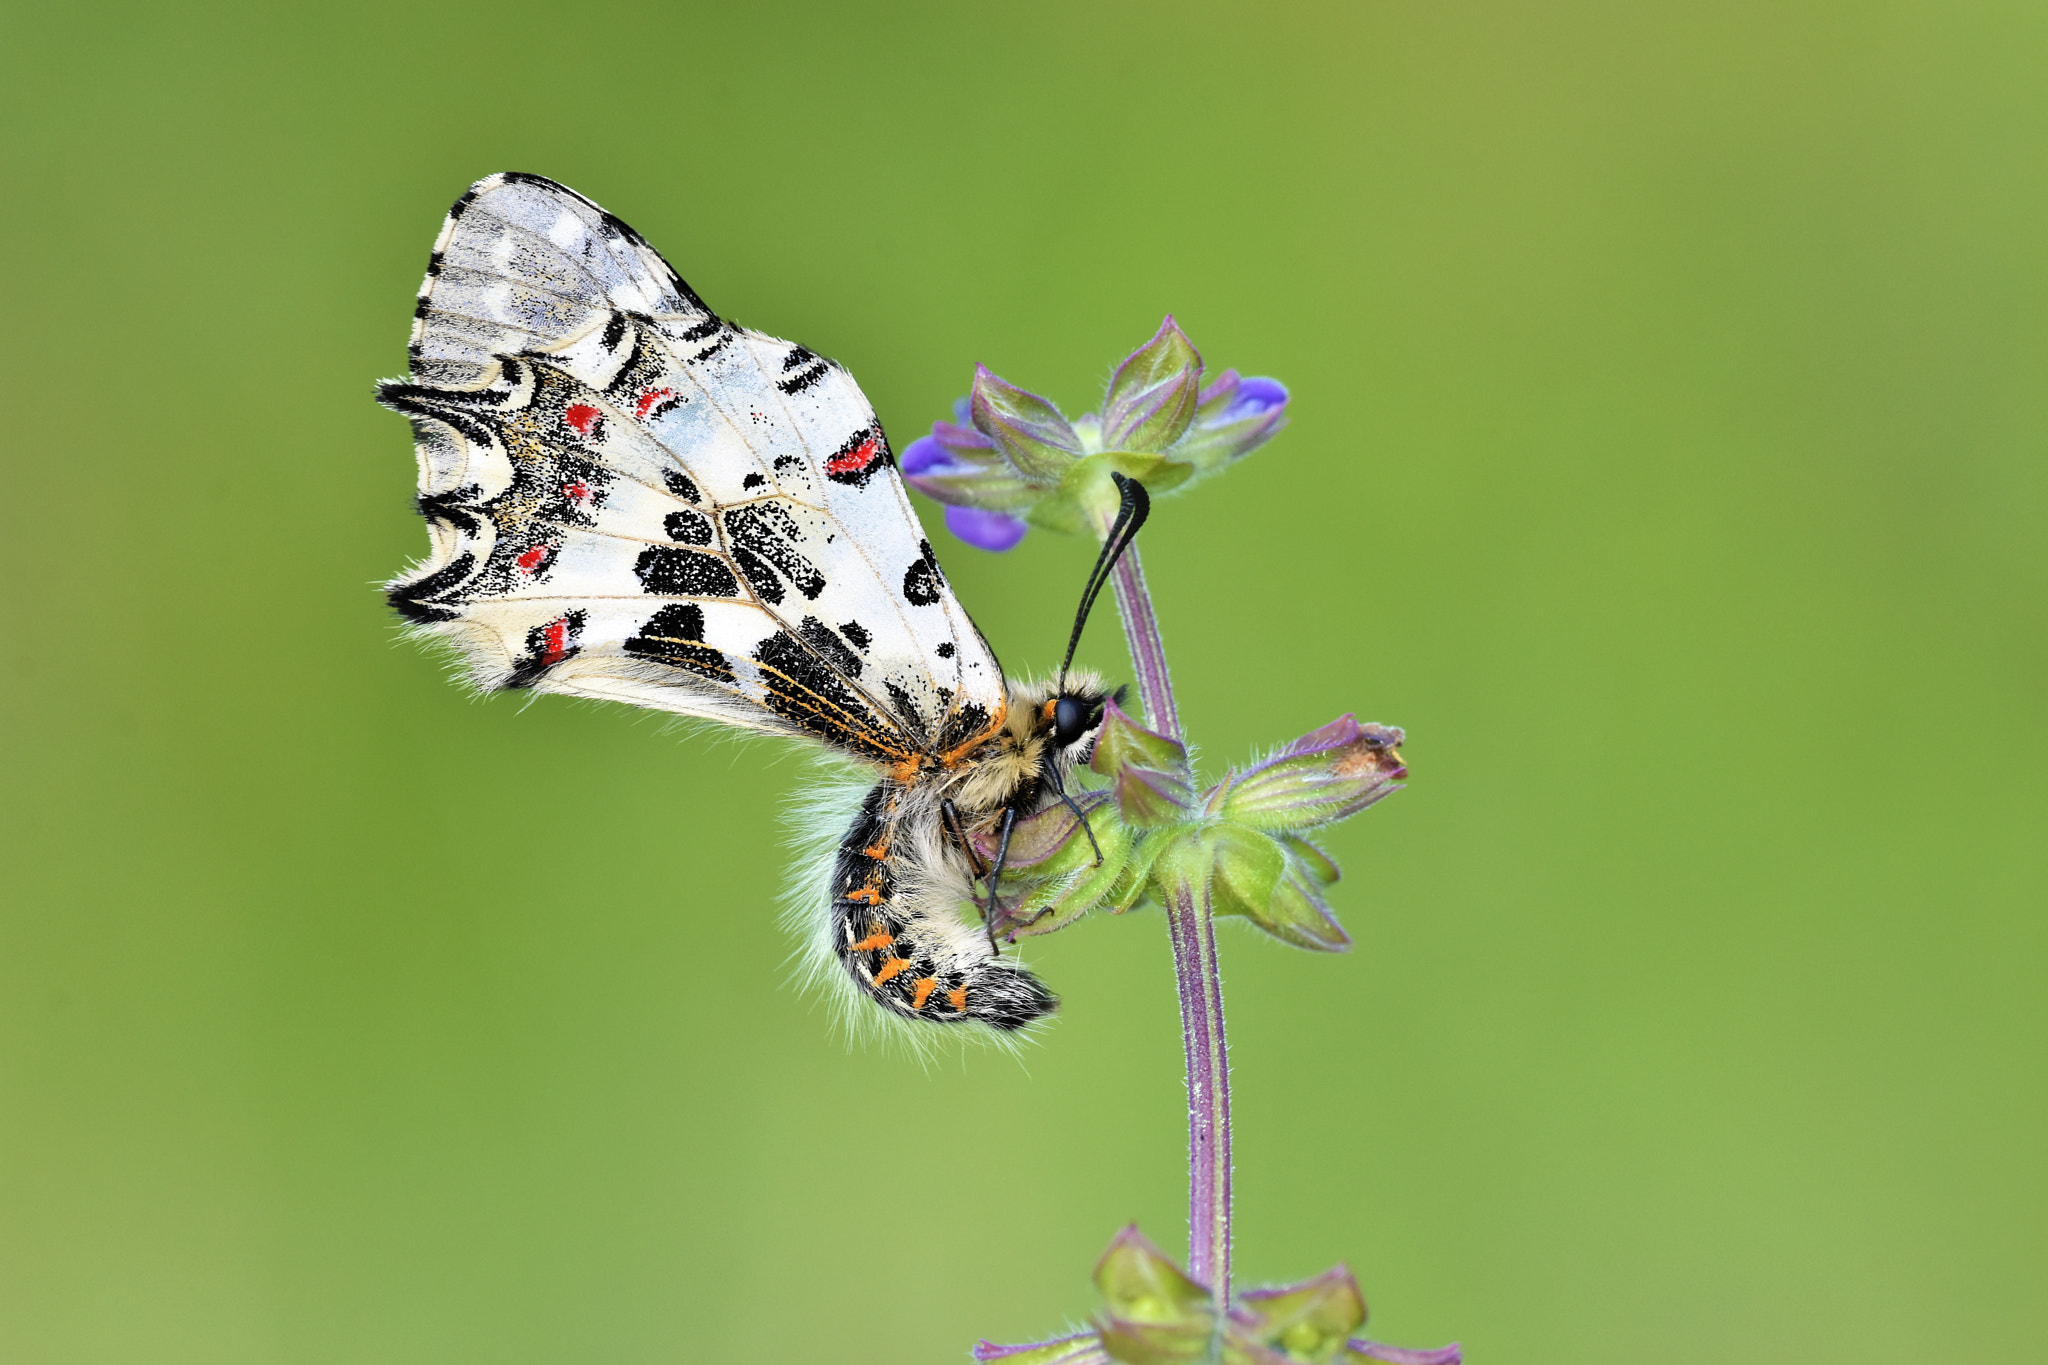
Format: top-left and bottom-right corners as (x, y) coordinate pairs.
(1103, 316), (1205, 454)
(971, 364), (1086, 483)
(1091, 699), (1190, 778)
(975, 1330), (1115, 1364)
(1217, 718), (1406, 833)
(1278, 833), (1342, 886)
(1259, 860), (1352, 952)
(1203, 825), (1287, 928)
(1235, 1267), (1369, 1365)
(1093, 1227), (1216, 1365)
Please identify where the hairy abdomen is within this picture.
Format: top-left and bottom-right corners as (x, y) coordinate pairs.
(831, 781), (1056, 1031)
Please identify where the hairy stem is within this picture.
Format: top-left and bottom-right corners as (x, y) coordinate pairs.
(1104, 538), (1230, 1306)
(1108, 546), (1182, 745)
(1166, 874), (1231, 1303)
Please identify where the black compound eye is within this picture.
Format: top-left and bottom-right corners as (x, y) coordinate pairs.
(1053, 694), (1093, 747)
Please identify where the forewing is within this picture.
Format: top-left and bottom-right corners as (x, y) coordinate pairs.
(381, 174), (1007, 762)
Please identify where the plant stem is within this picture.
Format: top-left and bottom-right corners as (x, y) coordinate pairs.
(1105, 540), (1231, 1307)
(1166, 874), (1231, 1305)
(1107, 545), (1182, 745)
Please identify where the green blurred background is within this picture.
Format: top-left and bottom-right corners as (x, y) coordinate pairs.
(3, 2), (2042, 1361)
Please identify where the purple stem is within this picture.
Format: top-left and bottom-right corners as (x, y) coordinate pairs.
(1165, 875), (1232, 1305)
(1102, 536), (1229, 1306)
(1107, 545), (1182, 744)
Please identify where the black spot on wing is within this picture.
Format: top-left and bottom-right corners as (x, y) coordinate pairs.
(662, 469), (701, 504)
(883, 681), (928, 743)
(416, 488), (480, 536)
(742, 472), (766, 490)
(377, 381), (507, 449)
(724, 504), (826, 600)
(663, 508), (714, 545)
(778, 363), (830, 396)
(902, 539), (945, 606)
(940, 700), (995, 752)
(624, 603), (733, 682)
(731, 546), (783, 605)
(754, 630), (902, 762)
(634, 546), (741, 598)
(388, 552), (476, 624)
(935, 641), (954, 659)
(797, 617), (862, 679)
(840, 620), (871, 651)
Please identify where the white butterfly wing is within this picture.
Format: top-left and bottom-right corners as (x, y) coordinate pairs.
(381, 173), (1008, 764)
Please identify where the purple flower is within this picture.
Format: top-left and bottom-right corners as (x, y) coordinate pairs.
(898, 433), (951, 478)
(901, 324), (1292, 547)
(900, 410), (1039, 551)
(1174, 369), (1290, 474)
(944, 504), (1029, 551)
(1221, 374), (1288, 419)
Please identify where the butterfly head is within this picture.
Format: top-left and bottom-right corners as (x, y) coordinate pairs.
(1032, 679), (1128, 763)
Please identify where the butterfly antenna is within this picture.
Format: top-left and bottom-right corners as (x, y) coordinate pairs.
(1056, 473), (1152, 695)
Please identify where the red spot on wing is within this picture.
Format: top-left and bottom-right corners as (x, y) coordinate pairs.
(825, 434), (879, 476)
(564, 403), (601, 436)
(539, 617), (570, 665)
(515, 545), (548, 575)
(633, 386), (675, 420)
(564, 479), (590, 503)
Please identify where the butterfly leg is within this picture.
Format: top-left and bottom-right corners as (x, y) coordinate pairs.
(982, 805), (1018, 956)
(1043, 766), (1105, 867)
(941, 798), (989, 879)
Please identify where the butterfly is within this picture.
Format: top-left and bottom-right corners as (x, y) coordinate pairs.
(377, 173), (1148, 1034)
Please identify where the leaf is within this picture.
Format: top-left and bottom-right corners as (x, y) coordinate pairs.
(1094, 1227), (1211, 1319)
(1001, 807), (1142, 942)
